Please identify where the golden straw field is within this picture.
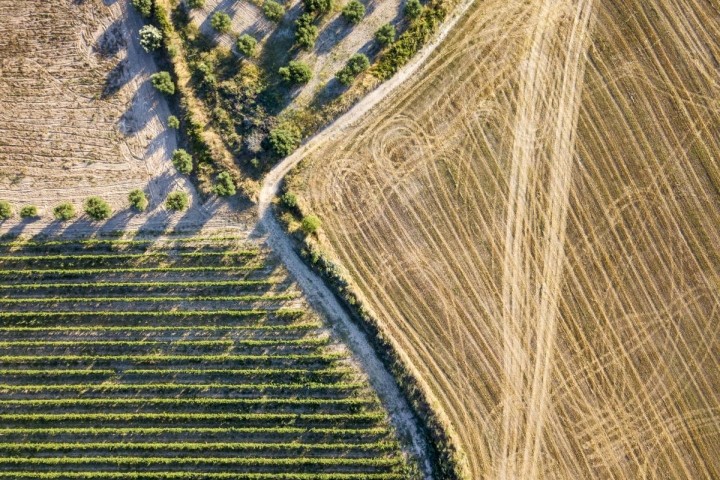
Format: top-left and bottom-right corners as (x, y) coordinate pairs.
(292, 0), (720, 477)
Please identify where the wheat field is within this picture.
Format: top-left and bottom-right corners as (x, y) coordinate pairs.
(293, 0), (720, 477)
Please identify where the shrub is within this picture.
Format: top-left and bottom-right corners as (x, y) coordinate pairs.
(131, 0), (153, 17)
(304, 0), (333, 14)
(237, 34), (257, 57)
(335, 53), (369, 85)
(301, 214), (321, 234)
(269, 124), (301, 157)
(187, 0), (205, 8)
(295, 14), (318, 50)
(263, 0), (285, 21)
(167, 115), (180, 129)
(213, 171), (236, 196)
(139, 25), (163, 52)
(20, 205), (38, 219)
(84, 197), (112, 221)
(0, 201), (11, 220)
(151, 71), (175, 95)
(404, 0), (422, 18)
(281, 192), (298, 209)
(172, 149), (194, 174)
(211, 12), (232, 33)
(342, 0), (366, 24)
(166, 191), (190, 211)
(53, 203), (76, 221)
(128, 189), (148, 212)
(375, 23), (396, 45)
(278, 61), (313, 84)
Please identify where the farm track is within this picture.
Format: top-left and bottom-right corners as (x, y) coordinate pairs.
(0, 238), (409, 478)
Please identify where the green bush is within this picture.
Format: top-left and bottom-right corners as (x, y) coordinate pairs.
(295, 14), (318, 50)
(375, 23), (396, 45)
(335, 53), (369, 85)
(166, 191), (190, 211)
(128, 189), (148, 212)
(139, 25), (163, 52)
(172, 149), (194, 174)
(304, 0), (333, 13)
(301, 214), (321, 234)
(131, 0), (153, 17)
(0, 201), (11, 220)
(187, 0), (205, 8)
(167, 115), (180, 129)
(19, 205), (38, 219)
(53, 203), (76, 222)
(269, 124), (301, 157)
(237, 34), (257, 57)
(213, 171), (236, 196)
(278, 61), (313, 84)
(263, 0), (285, 21)
(84, 197), (112, 221)
(281, 192), (298, 209)
(342, 0), (366, 24)
(151, 71), (175, 95)
(404, 0), (422, 18)
(211, 12), (232, 33)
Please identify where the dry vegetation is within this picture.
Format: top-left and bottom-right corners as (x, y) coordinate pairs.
(293, 0), (720, 477)
(0, 0), (239, 233)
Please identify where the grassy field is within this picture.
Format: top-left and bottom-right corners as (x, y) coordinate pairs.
(0, 236), (409, 479)
(291, 0), (720, 478)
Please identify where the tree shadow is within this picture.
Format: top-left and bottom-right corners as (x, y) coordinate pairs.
(314, 15), (355, 55)
(94, 19), (126, 59)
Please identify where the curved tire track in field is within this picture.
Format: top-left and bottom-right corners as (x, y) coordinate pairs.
(257, 0), (477, 477)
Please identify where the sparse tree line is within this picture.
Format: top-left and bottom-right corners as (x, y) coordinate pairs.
(0, 189), (191, 223)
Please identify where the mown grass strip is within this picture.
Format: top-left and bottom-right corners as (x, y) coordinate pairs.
(0, 426), (388, 435)
(0, 397), (372, 407)
(0, 251), (258, 261)
(0, 280), (275, 290)
(0, 353), (343, 362)
(0, 382), (364, 392)
(0, 324), (320, 332)
(0, 294), (296, 303)
(0, 441), (397, 452)
(0, 309), (301, 318)
(0, 266), (263, 276)
(0, 412), (384, 422)
(0, 235), (248, 248)
(0, 473), (405, 479)
(0, 456), (402, 466)
(0, 338), (326, 347)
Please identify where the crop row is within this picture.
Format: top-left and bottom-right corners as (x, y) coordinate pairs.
(0, 294), (297, 303)
(0, 309), (303, 318)
(0, 338), (327, 347)
(0, 323), (320, 332)
(0, 236), (247, 249)
(0, 397), (372, 408)
(0, 266), (263, 277)
(0, 353), (343, 362)
(0, 280), (275, 290)
(0, 457), (402, 467)
(0, 426), (388, 436)
(0, 368), (349, 376)
(0, 251), (258, 261)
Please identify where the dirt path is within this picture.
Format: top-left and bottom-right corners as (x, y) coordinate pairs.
(257, 0), (476, 477)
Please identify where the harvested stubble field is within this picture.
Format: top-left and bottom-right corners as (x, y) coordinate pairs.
(0, 236), (409, 479)
(292, 0), (720, 478)
(0, 0), (237, 233)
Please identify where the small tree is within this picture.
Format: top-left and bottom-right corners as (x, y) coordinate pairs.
(281, 192), (298, 209)
(172, 149), (193, 174)
(375, 23), (396, 46)
(0, 201), (11, 220)
(167, 115), (180, 129)
(128, 189), (148, 212)
(139, 25), (163, 52)
(187, 0), (205, 8)
(151, 72), (175, 95)
(279, 61), (313, 84)
(53, 203), (76, 221)
(269, 125), (301, 157)
(213, 171), (236, 196)
(20, 205), (38, 219)
(304, 0), (333, 14)
(263, 0), (285, 21)
(342, 0), (366, 24)
(301, 214), (321, 234)
(211, 12), (232, 34)
(295, 14), (318, 50)
(404, 0), (422, 18)
(335, 53), (369, 85)
(166, 191), (190, 211)
(237, 34), (257, 57)
(131, 0), (153, 17)
(84, 197), (112, 221)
